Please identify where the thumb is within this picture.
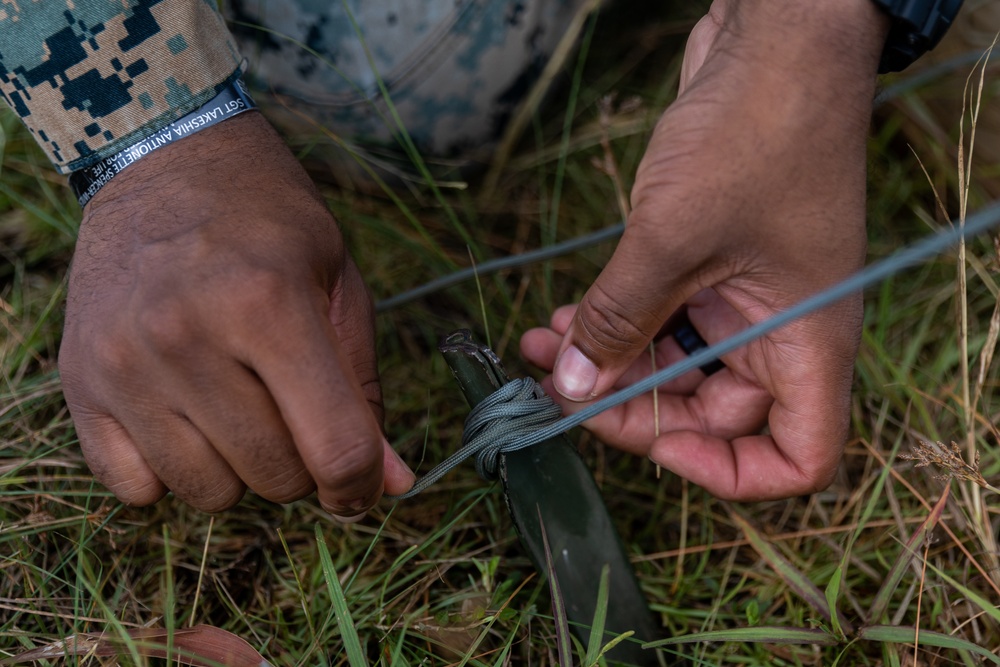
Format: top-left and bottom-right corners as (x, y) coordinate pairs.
(679, 2), (727, 95)
(552, 229), (695, 401)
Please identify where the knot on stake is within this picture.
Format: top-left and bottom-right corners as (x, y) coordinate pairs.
(463, 377), (564, 480)
(385, 376), (563, 500)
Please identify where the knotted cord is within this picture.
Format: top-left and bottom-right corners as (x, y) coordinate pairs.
(386, 377), (563, 499)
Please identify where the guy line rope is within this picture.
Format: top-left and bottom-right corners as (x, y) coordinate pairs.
(382, 201), (1000, 499)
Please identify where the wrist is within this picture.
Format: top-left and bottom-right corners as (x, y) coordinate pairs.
(694, 0), (889, 132)
(82, 112), (282, 231)
(724, 0), (890, 78)
(70, 79), (256, 209)
(84, 110), (328, 222)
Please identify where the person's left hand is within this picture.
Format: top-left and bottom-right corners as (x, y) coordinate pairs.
(58, 112), (414, 520)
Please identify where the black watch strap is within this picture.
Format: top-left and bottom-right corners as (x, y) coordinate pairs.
(871, 0), (964, 73)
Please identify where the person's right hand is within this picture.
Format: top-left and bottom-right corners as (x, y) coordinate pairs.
(521, 0), (886, 502)
(59, 112), (414, 520)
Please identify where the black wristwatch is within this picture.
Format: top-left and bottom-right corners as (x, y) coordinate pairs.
(871, 0), (964, 73)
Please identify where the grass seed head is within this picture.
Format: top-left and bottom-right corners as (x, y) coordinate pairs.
(901, 440), (999, 493)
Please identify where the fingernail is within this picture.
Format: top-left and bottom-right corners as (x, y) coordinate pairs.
(554, 345), (598, 400)
(323, 497), (371, 521)
(341, 497), (371, 512)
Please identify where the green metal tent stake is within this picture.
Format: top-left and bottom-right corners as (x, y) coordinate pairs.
(440, 329), (661, 666)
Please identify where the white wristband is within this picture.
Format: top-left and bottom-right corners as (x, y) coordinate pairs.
(68, 79), (256, 208)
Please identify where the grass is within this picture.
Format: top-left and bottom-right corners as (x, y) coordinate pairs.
(3, 4), (1000, 665)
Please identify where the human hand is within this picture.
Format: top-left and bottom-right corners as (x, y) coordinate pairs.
(521, 0), (889, 501)
(59, 112), (414, 519)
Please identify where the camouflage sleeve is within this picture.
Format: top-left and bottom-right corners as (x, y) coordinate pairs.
(0, 0), (244, 174)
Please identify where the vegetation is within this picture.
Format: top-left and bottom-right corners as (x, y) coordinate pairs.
(2, 4), (1000, 665)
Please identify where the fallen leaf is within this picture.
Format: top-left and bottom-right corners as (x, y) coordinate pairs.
(2, 625), (274, 666)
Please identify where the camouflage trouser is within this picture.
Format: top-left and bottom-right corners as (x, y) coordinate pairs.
(228, 0), (592, 176)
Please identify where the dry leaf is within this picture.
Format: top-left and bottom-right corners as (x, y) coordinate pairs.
(3, 625), (274, 666)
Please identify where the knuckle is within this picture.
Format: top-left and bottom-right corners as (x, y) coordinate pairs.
(222, 266), (300, 330)
(746, 458), (838, 502)
(578, 284), (652, 354)
(106, 477), (166, 507)
(57, 345), (85, 388)
(794, 436), (845, 497)
(711, 484), (742, 503)
(233, 265), (292, 308)
(256, 469), (315, 504)
(136, 295), (198, 354)
(182, 480), (247, 513)
(312, 435), (382, 492)
(361, 386), (385, 426)
(244, 447), (316, 503)
(88, 333), (135, 376)
(801, 461), (837, 495)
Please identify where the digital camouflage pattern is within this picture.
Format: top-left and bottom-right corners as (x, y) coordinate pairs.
(0, 0), (242, 173)
(230, 0), (590, 171)
(0, 0), (588, 175)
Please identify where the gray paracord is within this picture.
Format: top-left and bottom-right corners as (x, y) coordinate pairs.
(386, 378), (562, 500)
(387, 201), (1000, 500)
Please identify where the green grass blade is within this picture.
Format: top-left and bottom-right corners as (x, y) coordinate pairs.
(730, 508), (854, 634)
(868, 485), (949, 623)
(489, 616), (521, 667)
(922, 558), (1000, 624)
(314, 523), (367, 667)
(858, 625), (1000, 664)
(825, 565), (845, 639)
(546, 9), (597, 244)
(0, 181), (76, 238)
(70, 538), (145, 664)
(163, 524), (175, 665)
(384, 628), (409, 667)
(489, 637), (513, 667)
(378, 488), (490, 604)
(881, 641), (902, 667)
(277, 528), (318, 641)
(833, 433), (904, 628)
(597, 631), (635, 661)
(338, 0), (471, 248)
(584, 564), (610, 667)
(346, 504), (395, 592)
(643, 626), (839, 648)
(454, 576), (537, 667)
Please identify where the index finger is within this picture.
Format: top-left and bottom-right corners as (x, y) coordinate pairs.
(242, 294), (387, 517)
